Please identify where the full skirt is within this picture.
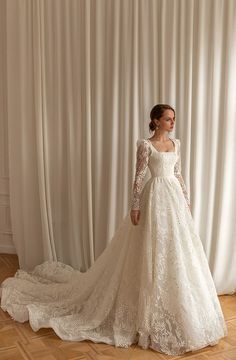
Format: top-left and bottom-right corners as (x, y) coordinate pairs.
(0, 176), (228, 355)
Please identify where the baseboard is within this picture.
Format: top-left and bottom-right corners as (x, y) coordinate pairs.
(0, 244), (16, 254)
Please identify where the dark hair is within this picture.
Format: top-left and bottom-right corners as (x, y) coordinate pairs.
(149, 104), (175, 133)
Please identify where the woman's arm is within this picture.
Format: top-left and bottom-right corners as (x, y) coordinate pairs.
(131, 139), (150, 210)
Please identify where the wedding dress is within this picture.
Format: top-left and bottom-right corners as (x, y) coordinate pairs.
(0, 138), (228, 356)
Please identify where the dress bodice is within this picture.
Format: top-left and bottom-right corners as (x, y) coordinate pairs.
(146, 139), (179, 178)
(131, 138), (190, 210)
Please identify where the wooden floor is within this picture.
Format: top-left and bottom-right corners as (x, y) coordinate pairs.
(0, 253), (235, 360)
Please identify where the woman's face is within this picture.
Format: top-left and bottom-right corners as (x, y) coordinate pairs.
(156, 109), (175, 132)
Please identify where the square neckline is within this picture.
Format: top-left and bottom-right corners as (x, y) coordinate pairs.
(146, 138), (176, 153)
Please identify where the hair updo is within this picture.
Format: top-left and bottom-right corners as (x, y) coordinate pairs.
(149, 104), (175, 133)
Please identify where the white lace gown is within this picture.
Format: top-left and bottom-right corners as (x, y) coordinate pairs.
(0, 138), (228, 356)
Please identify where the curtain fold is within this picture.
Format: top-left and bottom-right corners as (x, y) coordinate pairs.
(3, 0), (236, 294)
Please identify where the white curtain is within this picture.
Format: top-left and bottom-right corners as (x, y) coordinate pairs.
(3, 0), (236, 294)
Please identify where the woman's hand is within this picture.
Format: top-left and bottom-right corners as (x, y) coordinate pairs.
(130, 209), (140, 225)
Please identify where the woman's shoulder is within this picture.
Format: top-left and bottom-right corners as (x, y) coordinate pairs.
(136, 138), (150, 147)
(135, 139), (152, 155)
(172, 138), (181, 147)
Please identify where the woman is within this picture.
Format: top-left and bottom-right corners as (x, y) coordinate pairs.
(0, 104), (227, 356)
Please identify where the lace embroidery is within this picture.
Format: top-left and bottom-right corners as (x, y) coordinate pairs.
(131, 140), (151, 210)
(174, 139), (191, 207)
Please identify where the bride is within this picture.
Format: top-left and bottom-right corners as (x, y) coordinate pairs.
(0, 103), (228, 356)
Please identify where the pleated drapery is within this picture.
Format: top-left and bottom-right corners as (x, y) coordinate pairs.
(2, 0), (236, 294)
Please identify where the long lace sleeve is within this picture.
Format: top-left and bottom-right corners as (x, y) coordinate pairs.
(131, 139), (150, 210)
(174, 139), (191, 207)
